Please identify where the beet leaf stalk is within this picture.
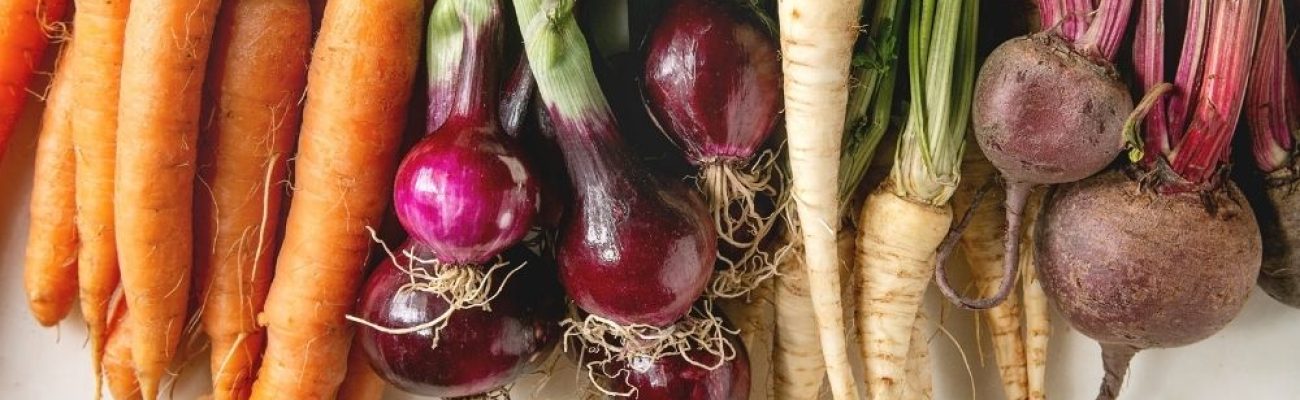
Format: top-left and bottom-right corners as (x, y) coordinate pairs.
(1246, 0), (1300, 308)
(513, 0), (730, 390)
(855, 0), (978, 397)
(1037, 1), (1263, 399)
(937, 0), (1136, 310)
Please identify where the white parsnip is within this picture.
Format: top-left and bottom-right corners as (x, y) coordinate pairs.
(777, 1), (867, 398)
(720, 279), (777, 400)
(772, 247), (825, 400)
(902, 309), (934, 400)
(856, 185), (952, 399)
(951, 153), (1029, 400)
(1021, 190), (1049, 400)
(855, 0), (979, 397)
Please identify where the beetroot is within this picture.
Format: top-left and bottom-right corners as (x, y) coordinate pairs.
(357, 242), (564, 398)
(1036, 1), (1264, 398)
(1256, 174), (1300, 306)
(1038, 170), (1260, 398)
(1038, 171), (1259, 346)
(973, 34), (1132, 186)
(935, 0), (1136, 310)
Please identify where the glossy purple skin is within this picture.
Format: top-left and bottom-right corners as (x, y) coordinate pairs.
(607, 329), (751, 400)
(551, 112), (716, 327)
(643, 0), (781, 165)
(358, 242), (565, 398)
(393, 120), (541, 265)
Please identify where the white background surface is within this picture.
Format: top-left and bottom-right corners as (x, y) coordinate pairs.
(6, 3), (1300, 398)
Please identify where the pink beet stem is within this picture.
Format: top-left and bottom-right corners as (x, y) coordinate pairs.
(1166, 0), (1262, 188)
(1246, 0), (1296, 173)
(1132, 0), (1169, 166)
(1076, 0), (1133, 62)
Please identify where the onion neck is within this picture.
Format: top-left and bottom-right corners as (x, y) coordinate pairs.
(513, 0), (639, 193)
(426, 0), (466, 133)
(444, 0), (503, 128)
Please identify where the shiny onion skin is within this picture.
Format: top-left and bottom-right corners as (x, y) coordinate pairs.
(607, 325), (751, 400)
(393, 123), (541, 265)
(357, 242), (565, 398)
(392, 1), (540, 265)
(552, 112), (715, 327)
(642, 0), (781, 165)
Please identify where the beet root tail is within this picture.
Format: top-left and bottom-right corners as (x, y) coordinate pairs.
(935, 179), (1031, 309)
(1097, 343), (1140, 400)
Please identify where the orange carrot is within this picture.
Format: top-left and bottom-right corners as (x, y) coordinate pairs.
(248, 0), (424, 398)
(113, 0), (221, 397)
(335, 334), (386, 400)
(68, 0), (131, 394)
(23, 42), (77, 327)
(0, 0), (69, 161)
(194, 1), (310, 398)
(104, 301), (142, 400)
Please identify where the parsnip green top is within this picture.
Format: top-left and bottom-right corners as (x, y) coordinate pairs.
(890, 0), (978, 206)
(839, 0), (903, 211)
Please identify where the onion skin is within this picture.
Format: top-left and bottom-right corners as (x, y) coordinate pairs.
(550, 112), (715, 328)
(392, 1), (540, 265)
(607, 326), (751, 400)
(642, 0), (781, 165)
(357, 242), (565, 398)
(393, 123), (540, 265)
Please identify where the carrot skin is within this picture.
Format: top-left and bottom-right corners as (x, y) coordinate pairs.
(249, 0), (424, 398)
(0, 0), (69, 161)
(69, 0), (132, 393)
(195, 1), (310, 398)
(105, 306), (143, 400)
(335, 333), (386, 400)
(114, 0), (222, 397)
(24, 43), (78, 327)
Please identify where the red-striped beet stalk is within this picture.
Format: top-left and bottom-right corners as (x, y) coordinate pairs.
(1246, 0), (1300, 308)
(1036, 1), (1264, 398)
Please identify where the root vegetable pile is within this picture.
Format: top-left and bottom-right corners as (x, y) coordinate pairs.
(12, 1), (1299, 399)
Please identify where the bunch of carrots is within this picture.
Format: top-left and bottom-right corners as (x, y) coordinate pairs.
(8, 0), (1300, 399)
